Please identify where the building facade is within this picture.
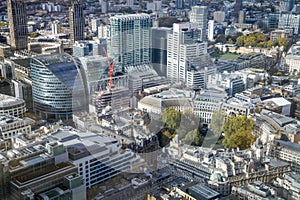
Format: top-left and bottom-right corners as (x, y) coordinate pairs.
(190, 6), (208, 42)
(69, 0), (85, 43)
(7, 0), (28, 50)
(107, 14), (151, 72)
(31, 54), (87, 119)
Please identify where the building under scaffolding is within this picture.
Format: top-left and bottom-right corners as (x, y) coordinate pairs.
(92, 86), (130, 115)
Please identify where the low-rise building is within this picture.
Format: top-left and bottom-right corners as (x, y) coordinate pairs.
(0, 115), (34, 139)
(0, 94), (26, 117)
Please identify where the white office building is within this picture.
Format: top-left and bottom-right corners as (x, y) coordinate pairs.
(208, 20), (214, 41)
(51, 130), (145, 188)
(278, 13), (300, 35)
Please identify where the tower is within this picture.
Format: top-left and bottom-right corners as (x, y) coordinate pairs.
(7, 0), (28, 50)
(190, 6), (208, 42)
(233, 0), (243, 19)
(69, 0), (85, 44)
(107, 14), (151, 71)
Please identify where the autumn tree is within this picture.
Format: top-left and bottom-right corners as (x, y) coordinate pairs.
(222, 115), (256, 149)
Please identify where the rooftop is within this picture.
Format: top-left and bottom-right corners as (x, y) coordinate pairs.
(0, 94), (25, 108)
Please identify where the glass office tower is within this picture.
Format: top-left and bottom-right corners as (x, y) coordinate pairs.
(107, 14), (151, 72)
(31, 54), (87, 119)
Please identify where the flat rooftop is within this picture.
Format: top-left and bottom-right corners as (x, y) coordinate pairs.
(0, 94), (25, 108)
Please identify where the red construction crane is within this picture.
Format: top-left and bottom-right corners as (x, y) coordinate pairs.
(103, 47), (114, 88)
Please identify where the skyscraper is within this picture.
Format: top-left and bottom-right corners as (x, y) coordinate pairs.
(69, 0), (85, 44)
(7, 0), (28, 50)
(107, 14), (151, 71)
(232, 0), (243, 19)
(176, 0), (184, 9)
(280, 0), (295, 12)
(208, 20), (214, 41)
(167, 23), (215, 88)
(151, 27), (172, 76)
(31, 54), (87, 119)
(190, 6), (208, 41)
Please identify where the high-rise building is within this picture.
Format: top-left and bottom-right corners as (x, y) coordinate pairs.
(232, 0), (243, 19)
(151, 27), (172, 76)
(101, 0), (109, 13)
(7, 0), (28, 50)
(208, 20), (214, 41)
(213, 11), (226, 23)
(51, 21), (61, 35)
(190, 6), (208, 41)
(280, 0), (295, 12)
(167, 23), (198, 83)
(278, 13), (300, 35)
(69, 0), (85, 44)
(107, 14), (151, 71)
(31, 54), (88, 119)
(176, 0), (184, 9)
(188, 0), (196, 9)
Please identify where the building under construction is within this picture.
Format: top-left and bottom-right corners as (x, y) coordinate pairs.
(92, 86), (130, 115)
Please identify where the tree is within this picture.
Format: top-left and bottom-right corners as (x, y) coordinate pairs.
(244, 36), (257, 47)
(236, 35), (245, 47)
(162, 108), (181, 131)
(183, 129), (203, 146)
(211, 111), (226, 136)
(222, 115), (256, 149)
(215, 34), (226, 44)
(267, 40), (276, 48)
(255, 32), (267, 43)
(277, 38), (288, 49)
(227, 38), (234, 44)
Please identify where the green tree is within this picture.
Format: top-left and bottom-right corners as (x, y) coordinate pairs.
(211, 111), (226, 136)
(244, 36), (257, 47)
(162, 108), (181, 131)
(255, 32), (267, 43)
(227, 38), (234, 44)
(222, 115), (256, 149)
(236, 35), (245, 47)
(277, 38), (288, 49)
(183, 129), (203, 146)
(215, 34), (227, 44)
(267, 40), (276, 48)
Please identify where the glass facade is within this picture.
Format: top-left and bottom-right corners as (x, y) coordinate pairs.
(31, 54), (87, 119)
(107, 14), (151, 71)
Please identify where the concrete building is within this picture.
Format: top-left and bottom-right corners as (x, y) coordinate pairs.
(167, 22), (214, 87)
(285, 42), (300, 74)
(72, 41), (91, 57)
(213, 11), (225, 23)
(138, 88), (193, 118)
(0, 115), (34, 140)
(51, 130), (145, 188)
(280, 0), (295, 12)
(0, 94), (26, 117)
(208, 20), (214, 41)
(190, 6), (208, 41)
(275, 172), (300, 200)
(278, 13), (300, 35)
(69, 0), (85, 43)
(193, 89), (227, 124)
(7, 0), (28, 50)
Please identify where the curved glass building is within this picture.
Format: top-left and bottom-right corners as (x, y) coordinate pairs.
(31, 53), (87, 119)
